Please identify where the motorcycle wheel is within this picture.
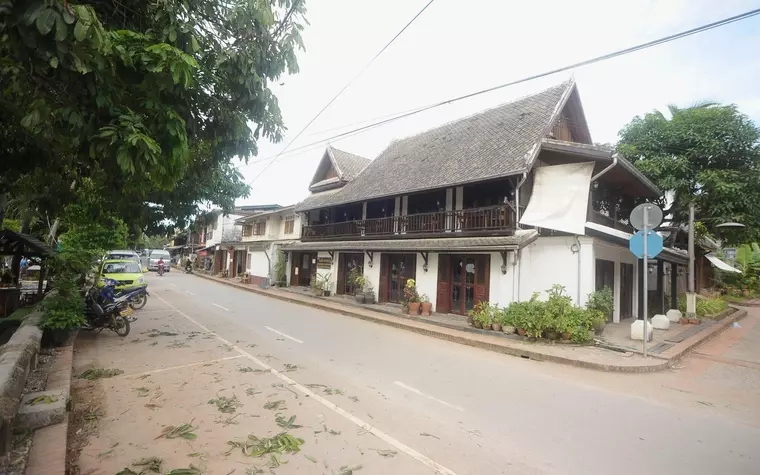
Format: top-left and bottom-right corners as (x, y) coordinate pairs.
(111, 316), (131, 337)
(129, 294), (147, 310)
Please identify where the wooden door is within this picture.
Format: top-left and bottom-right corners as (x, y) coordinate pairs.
(450, 255), (489, 315)
(436, 255), (451, 313)
(338, 253), (364, 295)
(387, 254), (416, 303)
(378, 254), (390, 302)
(290, 252), (300, 286)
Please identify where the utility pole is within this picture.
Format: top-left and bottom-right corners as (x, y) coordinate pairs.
(686, 202), (696, 318)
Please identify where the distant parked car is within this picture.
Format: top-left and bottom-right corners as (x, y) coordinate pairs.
(148, 249), (171, 272)
(106, 250), (148, 273)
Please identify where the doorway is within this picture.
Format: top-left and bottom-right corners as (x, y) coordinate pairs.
(290, 252), (315, 287)
(620, 263), (634, 319)
(436, 254), (489, 315)
(337, 253), (364, 295)
(378, 254), (417, 303)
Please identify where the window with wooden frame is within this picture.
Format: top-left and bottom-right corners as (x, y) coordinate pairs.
(253, 221), (266, 236)
(242, 224), (253, 237)
(284, 215), (295, 234)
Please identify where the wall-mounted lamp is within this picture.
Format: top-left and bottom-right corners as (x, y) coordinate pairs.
(501, 264), (507, 275)
(422, 263), (428, 272)
(367, 260), (373, 268)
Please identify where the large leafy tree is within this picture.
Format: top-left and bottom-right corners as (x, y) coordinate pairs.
(0, 0), (306, 234)
(617, 102), (760, 242)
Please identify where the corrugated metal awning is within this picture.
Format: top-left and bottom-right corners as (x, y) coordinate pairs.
(705, 253), (741, 273)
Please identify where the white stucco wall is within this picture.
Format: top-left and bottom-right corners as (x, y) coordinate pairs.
(414, 252), (438, 306)
(488, 251), (518, 307)
(519, 236), (594, 306)
(593, 238), (640, 322)
(248, 251), (270, 279)
(316, 251), (339, 292)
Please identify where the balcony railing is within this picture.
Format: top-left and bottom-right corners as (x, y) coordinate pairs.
(589, 210), (634, 234)
(302, 205), (515, 240)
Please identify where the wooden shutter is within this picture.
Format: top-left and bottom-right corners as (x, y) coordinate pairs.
(337, 253), (346, 295)
(378, 254), (389, 302)
(474, 255), (490, 304)
(436, 255), (451, 313)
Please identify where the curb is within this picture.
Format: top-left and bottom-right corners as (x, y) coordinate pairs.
(193, 274), (670, 373)
(24, 343), (74, 475)
(0, 311), (43, 462)
(658, 307), (747, 361)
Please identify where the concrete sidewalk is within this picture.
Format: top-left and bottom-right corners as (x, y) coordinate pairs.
(193, 273), (738, 373)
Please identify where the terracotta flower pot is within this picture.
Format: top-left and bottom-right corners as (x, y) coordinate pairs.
(409, 302), (421, 315)
(689, 318), (701, 324)
(545, 330), (559, 340)
(561, 331), (572, 340)
(679, 317), (689, 325)
(491, 322), (502, 332)
(420, 301), (433, 316)
(502, 325), (516, 335)
(516, 328), (527, 336)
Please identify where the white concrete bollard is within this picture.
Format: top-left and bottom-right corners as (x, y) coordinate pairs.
(666, 309), (682, 322)
(652, 314), (671, 330)
(630, 319), (653, 341)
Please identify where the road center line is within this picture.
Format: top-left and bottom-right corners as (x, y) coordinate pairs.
(212, 303), (230, 311)
(264, 326), (304, 344)
(116, 355), (244, 379)
(153, 293), (457, 475)
(394, 381), (465, 412)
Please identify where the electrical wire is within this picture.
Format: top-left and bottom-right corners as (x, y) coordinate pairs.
(247, 0), (438, 185)
(245, 7), (760, 169)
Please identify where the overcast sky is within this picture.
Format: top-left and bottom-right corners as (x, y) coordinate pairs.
(236, 0), (760, 208)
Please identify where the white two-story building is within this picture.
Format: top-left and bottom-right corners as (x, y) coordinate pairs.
(283, 80), (691, 322)
(236, 206), (302, 285)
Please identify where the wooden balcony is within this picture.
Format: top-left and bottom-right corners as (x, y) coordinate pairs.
(589, 210), (634, 234)
(302, 205), (515, 241)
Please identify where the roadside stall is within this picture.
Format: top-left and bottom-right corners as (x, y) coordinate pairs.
(0, 229), (53, 316)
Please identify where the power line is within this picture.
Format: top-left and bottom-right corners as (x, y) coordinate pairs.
(247, 0), (438, 185)
(244, 7), (760, 169)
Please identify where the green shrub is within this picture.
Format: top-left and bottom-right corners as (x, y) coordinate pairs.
(469, 301), (496, 327)
(41, 294), (85, 330)
(586, 287), (613, 320)
(677, 294), (729, 317)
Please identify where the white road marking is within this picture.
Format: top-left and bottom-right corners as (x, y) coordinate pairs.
(153, 293), (457, 475)
(212, 303), (229, 311)
(186, 291), (196, 296)
(394, 381), (465, 412)
(116, 355), (244, 379)
(264, 326), (304, 344)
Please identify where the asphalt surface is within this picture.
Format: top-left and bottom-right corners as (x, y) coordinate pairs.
(144, 271), (760, 475)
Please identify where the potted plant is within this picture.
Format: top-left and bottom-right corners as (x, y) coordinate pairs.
(468, 302), (493, 329)
(322, 273), (333, 297)
(586, 287), (613, 335)
(498, 308), (516, 334)
(420, 295), (432, 316)
(403, 279), (420, 315)
(352, 273), (367, 304)
(363, 281), (376, 304)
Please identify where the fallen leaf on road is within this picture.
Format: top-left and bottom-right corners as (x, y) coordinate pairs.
(335, 465), (362, 474)
(420, 432), (440, 439)
(79, 368), (124, 380)
(132, 456), (162, 473)
(275, 414), (302, 429)
(208, 395), (242, 414)
(263, 400), (286, 411)
(135, 387), (150, 397)
(304, 455), (318, 463)
(156, 422), (197, 440)
(372, 449), (397, 457)
(26, 395), (59, 405)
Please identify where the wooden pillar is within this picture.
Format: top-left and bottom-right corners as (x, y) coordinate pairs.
(670, 263), (678, 310)
(637, 258), (644, 320)
(37, 265), (45, 301)
(657, 260), (665, 314)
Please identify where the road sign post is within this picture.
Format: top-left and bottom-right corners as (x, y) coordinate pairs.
(629, 203), (664, 358)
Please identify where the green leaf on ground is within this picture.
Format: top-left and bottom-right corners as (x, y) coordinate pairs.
(26, 395), (59, 405)
(245, 388), (262, 397)
(275, 415), (302, 429)
(79, 368), (124, 380)
(135, 387), (150, 397)
(226, 432), (305, 457)
(335, 465), (363, 475)
(132, 456), (162, 473)
(155, 423), (197, 440)
(238, 367), (254, 372)
(166, 467), (202, 475)
(263, 400), (286, 411)
(304, 455), (317, 463)
(282, 364), (299, 372)
(208, 395), (242, 413)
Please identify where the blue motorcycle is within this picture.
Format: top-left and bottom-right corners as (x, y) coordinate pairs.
(83, 279), (143, 336)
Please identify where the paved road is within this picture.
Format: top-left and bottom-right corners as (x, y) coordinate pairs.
(147, 272), (760, 475)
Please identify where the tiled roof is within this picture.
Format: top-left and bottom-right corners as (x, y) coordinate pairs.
(280, 230), (538, 252)
(330, 147), (370, 181)
(296, 80), (574, 211)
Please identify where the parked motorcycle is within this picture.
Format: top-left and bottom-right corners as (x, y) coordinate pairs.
(83, 279), (137, 336)
(184, 262), (193, 274)
(115, 286), (149, 311)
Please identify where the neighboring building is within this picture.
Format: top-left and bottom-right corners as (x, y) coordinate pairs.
(283, 80), (692, 322)
(236, 205), (301, 285)
(197, 206), (280, 275)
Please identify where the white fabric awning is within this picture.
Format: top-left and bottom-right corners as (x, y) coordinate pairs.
(705, 253), (742, 273)
(519, 162), (595, 235)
